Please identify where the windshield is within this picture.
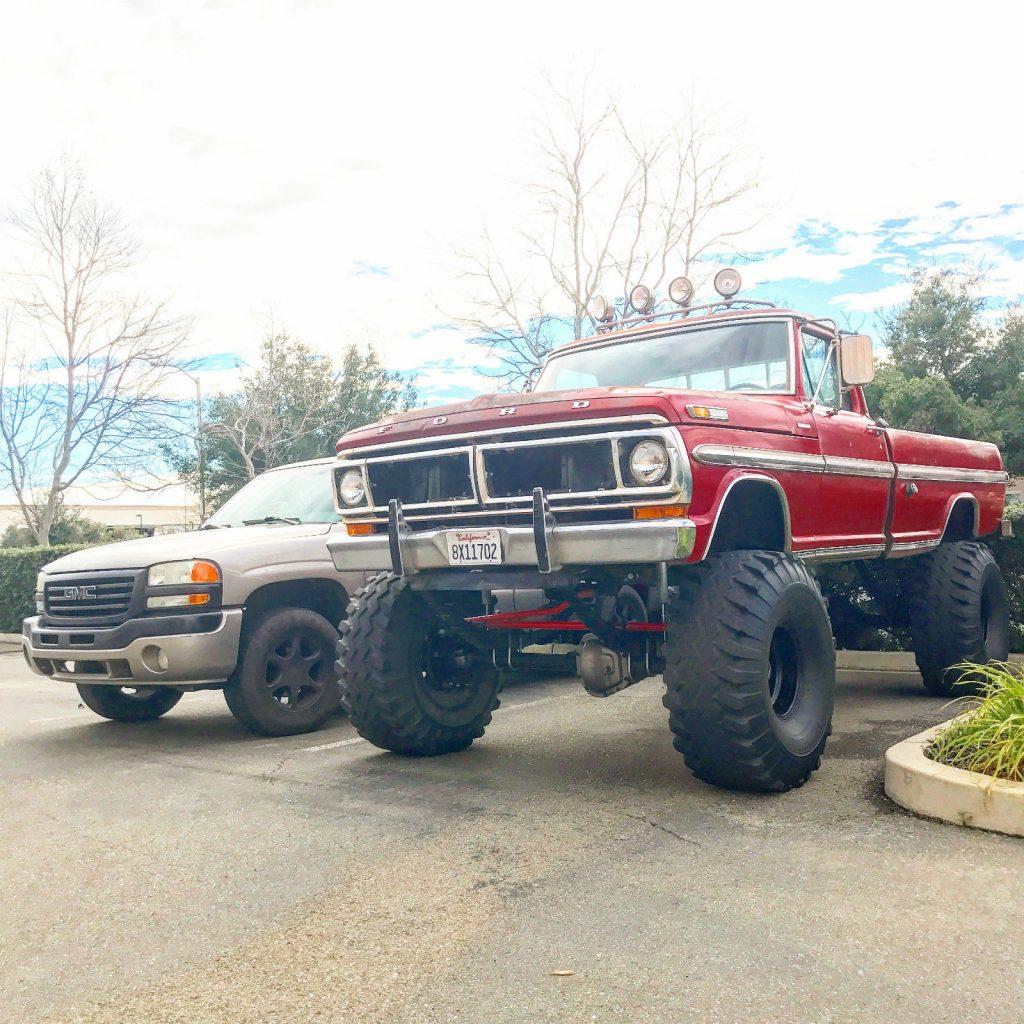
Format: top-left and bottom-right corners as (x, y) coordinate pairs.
(533, 320), (791, 394)
(205, 463), (339, 528)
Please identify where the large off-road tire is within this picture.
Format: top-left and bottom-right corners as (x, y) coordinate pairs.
(76, 684), (182, 722)
(337, 573), (501, 756)
(663, 551), (836, 793)
(907, 541), (1010, 697)
(223, 608), (341, 736)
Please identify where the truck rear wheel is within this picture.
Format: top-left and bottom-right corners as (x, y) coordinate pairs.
(224, 608), (341, 736)
(76, 684), (182, 723)
(337, 573), (500, 756)
(663, 551), (835, 792)
(907, 541), (1010, 697)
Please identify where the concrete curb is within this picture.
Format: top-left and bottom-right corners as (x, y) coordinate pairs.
(885, 723), (1024, 837)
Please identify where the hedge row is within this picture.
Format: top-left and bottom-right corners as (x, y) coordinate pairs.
(0, 546), (88, 633)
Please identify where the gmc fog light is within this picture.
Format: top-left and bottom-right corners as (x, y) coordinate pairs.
(339, 468), (366, 507)
(628, 440), (670, 485)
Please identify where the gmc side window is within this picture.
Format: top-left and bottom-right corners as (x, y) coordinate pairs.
(801, 333), (840, 409)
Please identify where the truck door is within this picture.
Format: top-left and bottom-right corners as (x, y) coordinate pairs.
(800, 330), (892, 553)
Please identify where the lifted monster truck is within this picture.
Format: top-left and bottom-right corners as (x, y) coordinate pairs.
(329, 272), (1011, 791)
(23, 459), (364, 736)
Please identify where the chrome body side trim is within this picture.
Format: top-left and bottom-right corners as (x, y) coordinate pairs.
(888, 539), (942, 558)
(797, 543), (886, 564)
(692, 444), (825, 474)
(895, 464), (1009, 485)
(823, 455), (896, 479)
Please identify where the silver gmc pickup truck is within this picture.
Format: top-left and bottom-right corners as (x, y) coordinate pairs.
(22, 458), (364, 735)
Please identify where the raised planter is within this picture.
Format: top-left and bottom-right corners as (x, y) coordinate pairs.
(885, 724), (1024, 837)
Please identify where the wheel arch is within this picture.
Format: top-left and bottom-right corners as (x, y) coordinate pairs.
(704, 473), (792, 556)
(242, 577), (350, 629)
(940, 493), (980, 542)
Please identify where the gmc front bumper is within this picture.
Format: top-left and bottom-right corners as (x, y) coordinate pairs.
(22, 609), (243, 687)
(328, 490), (696, 576)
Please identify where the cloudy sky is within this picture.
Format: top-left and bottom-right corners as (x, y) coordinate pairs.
(2, 0), (1022, 408)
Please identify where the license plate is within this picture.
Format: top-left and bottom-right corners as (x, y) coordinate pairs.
(444, 528), (503, 566)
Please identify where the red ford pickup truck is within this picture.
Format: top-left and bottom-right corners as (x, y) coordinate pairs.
(327, 272), (1011, 793)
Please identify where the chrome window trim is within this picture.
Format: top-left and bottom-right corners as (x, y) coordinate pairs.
(337, 415), (669, 459)
(895, 464), (1009, 485)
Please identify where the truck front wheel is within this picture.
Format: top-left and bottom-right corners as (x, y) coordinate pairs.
(223, 608), (341, 736)
(76, 684), (183, 723)
(907, 541), (1010, 697)
(663, 551), (835, 792)
(337, 573), (501, 756)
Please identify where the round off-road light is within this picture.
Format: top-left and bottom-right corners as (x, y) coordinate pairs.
(714, 267), (742, 298)
(339, 468), (366, 507)
(628, 440), (670, 485)
(587, 294), (615, 322)
(668, 276), (694, 306)
(629, 283), (655, 314)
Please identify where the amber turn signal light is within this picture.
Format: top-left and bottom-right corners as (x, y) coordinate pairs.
(633, 504), (688, 520)
(190, 560), (220, 583)
(346, 522), (376, 536)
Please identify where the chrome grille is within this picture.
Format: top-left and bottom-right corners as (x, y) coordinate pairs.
(44, 573), (137, 622)
(336, 418), (691, 522)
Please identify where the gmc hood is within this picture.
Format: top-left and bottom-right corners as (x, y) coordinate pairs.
(42, 523), (336, 575)
(338, 387), (801, 452)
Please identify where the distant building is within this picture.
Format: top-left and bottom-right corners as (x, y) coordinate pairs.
(0, 482), (198, 537)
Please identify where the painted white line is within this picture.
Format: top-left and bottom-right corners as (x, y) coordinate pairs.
(302, 736), (366, 753)
(300, 693), (577, 753)
(29, 713), (85, 724)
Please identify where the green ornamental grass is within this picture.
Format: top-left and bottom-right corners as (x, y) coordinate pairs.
(927, 662), (1024, 782)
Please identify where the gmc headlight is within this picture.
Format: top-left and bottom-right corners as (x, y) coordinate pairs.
(147, 560), (221, 587)
(339, 468), (367, 507)
(628, 440), (670, 485)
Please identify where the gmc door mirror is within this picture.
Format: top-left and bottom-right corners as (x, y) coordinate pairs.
(840, 334), (875, 386)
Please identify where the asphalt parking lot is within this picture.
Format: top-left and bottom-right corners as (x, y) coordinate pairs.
(2, 653), (1023, 1024)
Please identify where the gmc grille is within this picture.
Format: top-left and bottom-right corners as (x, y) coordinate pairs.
(44, 573), (138, 623)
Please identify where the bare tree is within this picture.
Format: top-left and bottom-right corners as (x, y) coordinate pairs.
(452, 77), (759, 387)
(0, 162), (191, 545)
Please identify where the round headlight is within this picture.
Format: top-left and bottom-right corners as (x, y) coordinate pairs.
(668, 275), (694, 306)
(713, 267), (742, 298)
(587, 294), (615, 323)
(339, 468), (366, 507)
(629, 283), (655, 314)
(628, 440), (670, 485)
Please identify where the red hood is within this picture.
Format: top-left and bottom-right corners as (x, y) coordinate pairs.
(337, 387), (801, 453)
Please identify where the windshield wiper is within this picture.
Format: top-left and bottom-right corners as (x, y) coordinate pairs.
(242, 515), (301, 526)
(199, 523), (228, 530)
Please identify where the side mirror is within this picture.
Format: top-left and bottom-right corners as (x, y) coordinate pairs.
(840, 334), (875, 386)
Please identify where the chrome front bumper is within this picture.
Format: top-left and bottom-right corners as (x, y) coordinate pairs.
(328, 491), (696, 575)
(22, 609), (244, 687)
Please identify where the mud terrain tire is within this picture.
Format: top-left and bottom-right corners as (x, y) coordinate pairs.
(663, 550), (835, 792)
(907, 541), (1010, 697)
(337, 573), (500, 756)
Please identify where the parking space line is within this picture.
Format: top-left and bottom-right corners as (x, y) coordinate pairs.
(29, 713), (86, 724)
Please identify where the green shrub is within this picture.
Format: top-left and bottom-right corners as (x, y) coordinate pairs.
(927, 662), (1024, 782)
(0, 545), (90, 633)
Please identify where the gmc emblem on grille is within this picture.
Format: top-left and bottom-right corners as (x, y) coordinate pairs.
(56, 585), (97, 601)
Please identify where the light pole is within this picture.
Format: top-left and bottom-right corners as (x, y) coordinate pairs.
(173, 368), (206, 523)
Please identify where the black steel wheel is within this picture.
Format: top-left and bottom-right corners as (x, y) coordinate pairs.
(337, 573), (501, 756)
(224, 608), (341, 736)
